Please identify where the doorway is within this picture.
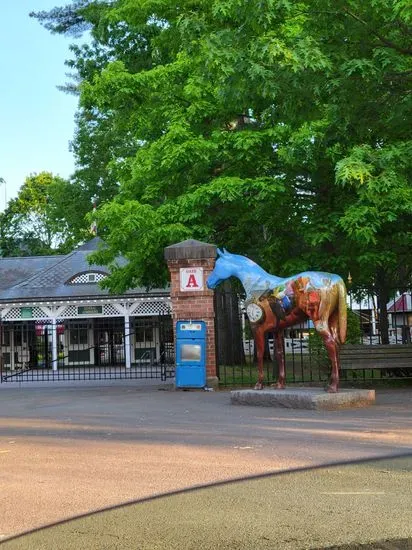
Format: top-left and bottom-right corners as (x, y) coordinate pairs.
(94, 325), (125, 366)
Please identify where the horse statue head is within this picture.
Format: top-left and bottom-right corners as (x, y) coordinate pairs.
(206, 248), (234, 289)
(207, 248), (273, 294)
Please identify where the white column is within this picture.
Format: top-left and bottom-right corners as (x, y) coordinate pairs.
(51, 318), (58, 371)
(125, 314), (131, 369)
(371, 308), (377, 336)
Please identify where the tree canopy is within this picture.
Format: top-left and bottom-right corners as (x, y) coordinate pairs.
(0, 172), (92, 256)
(32, 0), (412, 293)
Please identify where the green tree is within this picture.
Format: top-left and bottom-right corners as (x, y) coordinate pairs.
(0, 172), (90, 256)
(33, 1), (412, 310)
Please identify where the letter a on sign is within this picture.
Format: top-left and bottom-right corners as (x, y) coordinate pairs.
(180, 267), (204, 291)
(186, 274), (198, 288)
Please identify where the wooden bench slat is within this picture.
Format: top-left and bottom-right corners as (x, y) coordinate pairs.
(341, 351), (412, 357)
(341, 359), (412, 364)
(341, 346), (412, 354)
(339, 344), (412, 370)
(341, 345), (412, 352)
(341, 352), (412, 357)
(341, 363), (411, 370)
(342, 344), (410, 348)
(340, 358), (412, 362)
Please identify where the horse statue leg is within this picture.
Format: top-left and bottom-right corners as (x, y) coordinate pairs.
(314, 317), (340, 393)
(311, 281), (346, 393)
(272, 330), (286, 389)
(253, 326), (265, 390)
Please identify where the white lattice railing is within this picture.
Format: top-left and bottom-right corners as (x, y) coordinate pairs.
(131, 301), (171, 316)
(2, 306), (50, 321)
(1, 299), (171, 321)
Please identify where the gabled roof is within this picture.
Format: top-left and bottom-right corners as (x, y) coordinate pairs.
(73, 236), (103, 252)
(0, 256), (64, 289)
(0, 238), (168, 303)
(388, 293), (412, 313)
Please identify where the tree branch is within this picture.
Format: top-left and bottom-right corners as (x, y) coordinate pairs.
(343, 8), (412, 56)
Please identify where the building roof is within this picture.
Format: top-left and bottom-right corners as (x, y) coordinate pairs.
(0, 256), (63, 290)
(164, 239), (216, 260)
(0, 237), (168, 303)
(387, 293), (412, 313)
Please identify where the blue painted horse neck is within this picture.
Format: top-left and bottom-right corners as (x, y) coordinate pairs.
(231, 262), (283, 299)
(207, 251), (283, 299)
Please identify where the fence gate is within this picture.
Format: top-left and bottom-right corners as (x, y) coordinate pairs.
(0, 315), (175, 383)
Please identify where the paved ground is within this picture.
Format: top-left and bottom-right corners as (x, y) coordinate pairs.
(0, 382), (411, 543)
(2, 457), (412, 549)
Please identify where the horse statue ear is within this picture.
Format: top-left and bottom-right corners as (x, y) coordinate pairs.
(223, 248), (229, 254)
(217, 248), (223, 257)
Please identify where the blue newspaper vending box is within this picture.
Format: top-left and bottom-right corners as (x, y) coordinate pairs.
(175, 321), (206, 388)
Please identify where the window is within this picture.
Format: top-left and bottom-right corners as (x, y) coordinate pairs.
(113, 332), (123, 345)
(135, 324), (154, 343)
(2, 326), (11, 347)
(14, 326), (28, 346)
(69, 323), (89, 346)
(68, 272), (107, 285)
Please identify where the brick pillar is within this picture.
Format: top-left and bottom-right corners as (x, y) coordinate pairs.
(164, 240), (218, 388)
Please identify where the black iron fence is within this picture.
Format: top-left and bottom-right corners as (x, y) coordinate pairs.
(2, 287), (411, 387)
(0, 315), (174, 383)
(215, 286), (412, 387)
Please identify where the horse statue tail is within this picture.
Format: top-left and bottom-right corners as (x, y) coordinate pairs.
(338, 280), (347, 344)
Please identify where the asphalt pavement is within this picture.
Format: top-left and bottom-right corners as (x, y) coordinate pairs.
(2, 456), (412, 549)
(0, 382), (411, 545)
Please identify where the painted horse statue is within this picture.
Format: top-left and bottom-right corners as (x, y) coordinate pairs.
(207, 249), (347, 393)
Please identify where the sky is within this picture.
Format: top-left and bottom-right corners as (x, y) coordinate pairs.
(0, 1), (82, 211)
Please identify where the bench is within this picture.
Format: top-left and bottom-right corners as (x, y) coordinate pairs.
(340, 344), (412, 371)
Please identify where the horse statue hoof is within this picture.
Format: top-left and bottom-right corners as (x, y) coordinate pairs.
(326, 384), (338, 394)
(254, 383), (264, 390)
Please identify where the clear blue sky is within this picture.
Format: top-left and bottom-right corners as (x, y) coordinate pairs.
(0, 1), (81, 210)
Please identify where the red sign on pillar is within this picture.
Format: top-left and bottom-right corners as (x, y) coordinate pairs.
(180, 267), (204, 291)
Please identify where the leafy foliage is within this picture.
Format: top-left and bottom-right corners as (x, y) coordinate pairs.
(32, 0), (412, 295)
(0, 172), (90, 256)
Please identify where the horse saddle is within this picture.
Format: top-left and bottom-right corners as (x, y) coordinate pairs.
(259, 290), (291, 320)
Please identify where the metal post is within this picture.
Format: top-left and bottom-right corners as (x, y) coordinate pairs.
(10, 329), (15, 371)
(124, 314), (131, 369)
